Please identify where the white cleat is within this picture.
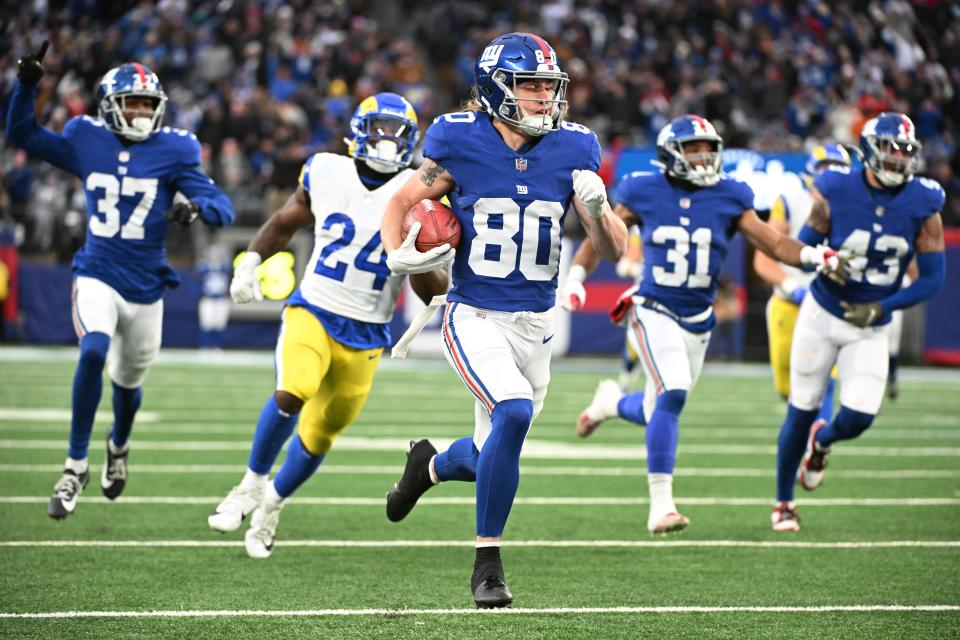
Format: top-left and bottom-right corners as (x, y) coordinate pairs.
(245, 502), (284, 559)
(648, 511), (690, 535)
(798, 419), (831, 491)
(771, 502), (800, 532)
(576, 379), (623, 438)
(208, 484), (264, 533)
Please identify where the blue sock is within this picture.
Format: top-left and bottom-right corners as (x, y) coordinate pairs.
(247, 395), (299, 475)
(475, 398), (533, 538)
(617, 391), (647, 426)
(646, 389), (686, 473)
(110, 382), (142, 449)
(434, 436), (478, 482)
(775, 404), (819, 503)
(273, 435), (324, 498)
(816, 406), (874, 448)
(69, 332), (110, 460)
(817, 377), (835, 423)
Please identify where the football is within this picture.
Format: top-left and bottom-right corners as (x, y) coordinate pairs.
(401, 199), (462, 252)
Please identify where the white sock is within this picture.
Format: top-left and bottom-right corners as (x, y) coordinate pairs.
(107, 438), (129, 455)
(648, 472), (676, 521)
(240, 468), (268, 491)
(263, 481), (285, 510)
(428, 455), (440, 485)
(65, 457), (88, 475)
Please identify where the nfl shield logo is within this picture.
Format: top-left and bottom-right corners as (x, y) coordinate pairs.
(679, 197), (691, 209)
(515, 158), (527, 172)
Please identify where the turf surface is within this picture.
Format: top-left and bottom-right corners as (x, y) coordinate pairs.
(0, 350), (957, 639)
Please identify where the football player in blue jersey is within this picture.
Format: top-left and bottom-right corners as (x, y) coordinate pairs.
(5, 43), (235, 519)
(753, 145), (852, 423)
(566, 115), (843, 536)
(378, 32), (628, 608)
(207, 93), (449, 558)
(770, 112), (945, 531)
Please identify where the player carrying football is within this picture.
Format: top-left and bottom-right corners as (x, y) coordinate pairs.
(207, 93), (449, 558)
(771, 112), (945, 531)
(5, 42), (236, 519)
(567, 115), (844, 536)
(379, 32), (628, 608)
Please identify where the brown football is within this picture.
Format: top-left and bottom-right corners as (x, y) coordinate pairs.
(401, 199), (462, 252)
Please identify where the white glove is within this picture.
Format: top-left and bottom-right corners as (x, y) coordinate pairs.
(572, 169), (608, 219)
(230, 251), (263, 303)
(560, 264), (587, 311)
(616, 257), (641, 280)
(386, 222), (456, 275)
(799, 244), (849, 285)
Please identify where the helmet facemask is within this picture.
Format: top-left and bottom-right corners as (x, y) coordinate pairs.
(663, 138), (723, 187)
(864, 135), (921, 187)
(349, 113), (417, 172)
(100, 92), (166, 142)
(484, 70), (569, 137)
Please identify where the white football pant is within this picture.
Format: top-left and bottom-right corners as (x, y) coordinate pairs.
(440, 301), (553, 450)
(790, 294), (889, 415)
(72, 276), (163, 388)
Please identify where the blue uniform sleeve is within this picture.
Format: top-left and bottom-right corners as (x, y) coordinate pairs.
(171, 135), (235, 227)
(422, 119), (450, 165)
(880, 250), (946, 313)
(298, 155), (315, 195)
(733, 179), (755, 212)
(812, 169), (837, 199)
(4, 82), (80, 175)
(614, 174), (639, 208)
(585, 131), (601, 172)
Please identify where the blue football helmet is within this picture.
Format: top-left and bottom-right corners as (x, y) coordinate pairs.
(656, 115), (723, 186)
(346, 92), (419, 172)
(96, 63), (167, 141)
(860, 112), (922, 187)
(804, 143), (851, 175)
(474, 32), (568, 136)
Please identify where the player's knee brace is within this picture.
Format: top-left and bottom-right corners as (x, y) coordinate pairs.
(819, 406), (874, 447)
(78, 332), (110, 371)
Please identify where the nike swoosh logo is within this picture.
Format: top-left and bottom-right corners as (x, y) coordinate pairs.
(542, 334), (554, 344)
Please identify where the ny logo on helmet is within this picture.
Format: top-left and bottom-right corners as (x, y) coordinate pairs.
(479, 45), (504, 73)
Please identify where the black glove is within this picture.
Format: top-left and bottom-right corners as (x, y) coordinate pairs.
(165, 201), (200, 226)
(17, 41), (48, 86)
(840, 300), (884, 328)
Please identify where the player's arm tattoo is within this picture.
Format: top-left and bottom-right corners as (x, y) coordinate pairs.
(419, 159), (447, 187)
(805, 193), (831, 234)
(916, 213), (945, 253)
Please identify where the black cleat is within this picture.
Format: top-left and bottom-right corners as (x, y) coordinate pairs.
(471, 561), (513, 609)
(101, 436), (128, 500)
(48, 469), (89, 520)
(386, 439), (437, 522)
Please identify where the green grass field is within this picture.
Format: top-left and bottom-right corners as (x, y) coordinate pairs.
(1, 348), (958, 639)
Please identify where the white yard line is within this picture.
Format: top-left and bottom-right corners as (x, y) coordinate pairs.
(1, 496), (957, 506)
(1, 438), (958, 458)
(0, 539), (957, 549)
(0, 463), (955, 479)
(0, 604), (957, 619)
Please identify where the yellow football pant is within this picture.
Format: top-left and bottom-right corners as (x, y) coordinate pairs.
(276, 306), (382, 456)
(765, 295), (798, 399)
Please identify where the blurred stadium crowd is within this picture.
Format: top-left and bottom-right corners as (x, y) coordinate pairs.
(1, 0), (959, 260)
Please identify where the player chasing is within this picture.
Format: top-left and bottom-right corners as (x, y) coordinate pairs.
(771, 113), (946, 531)
(207, 94), (450, 558)
(753, 145), (852, 429)
(5, 42), (236, 520)
(568, 115), (846, 536)
(379, 33), (627, 608)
